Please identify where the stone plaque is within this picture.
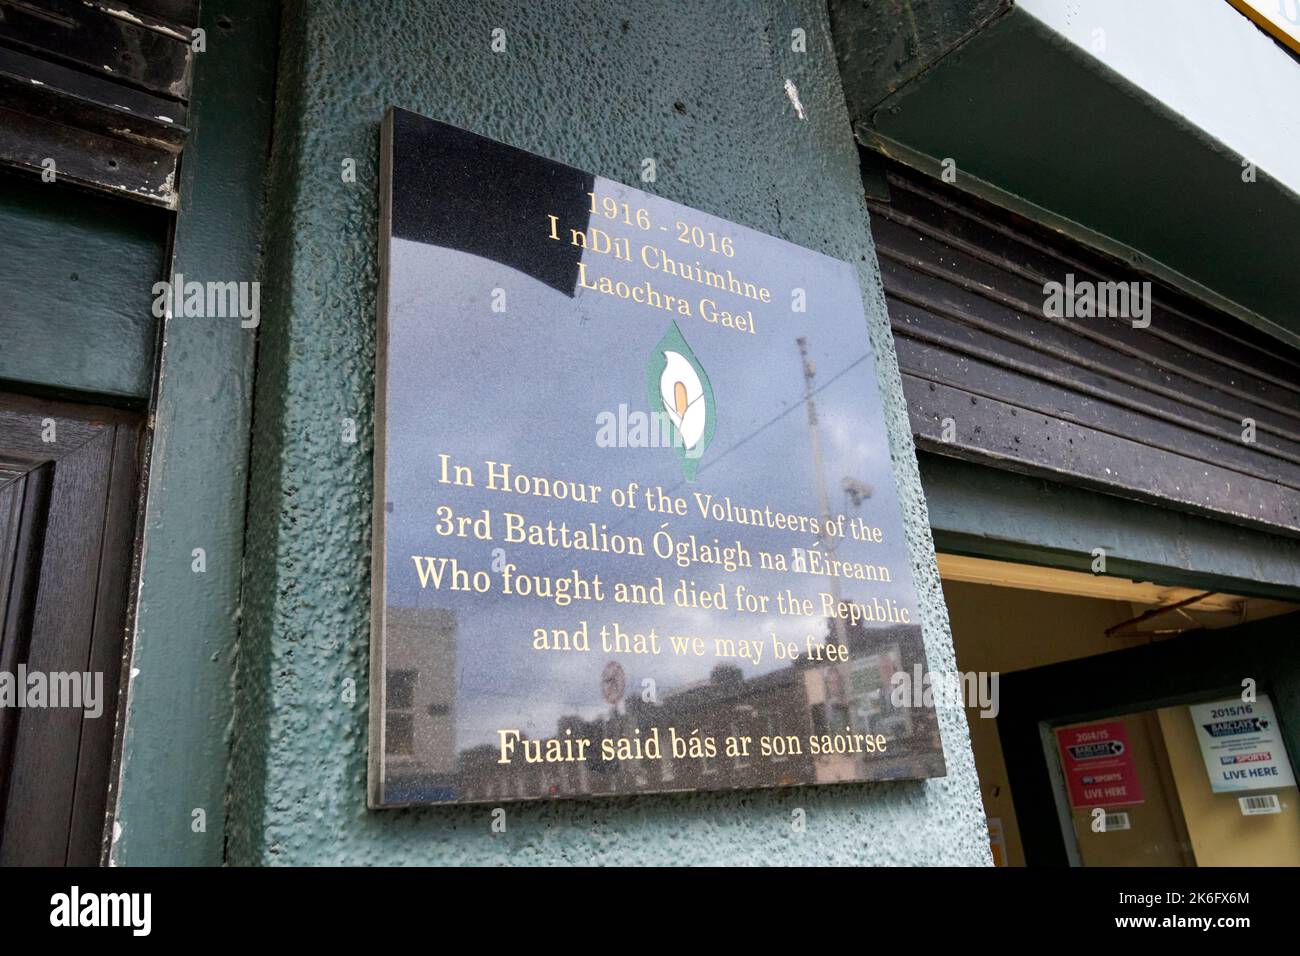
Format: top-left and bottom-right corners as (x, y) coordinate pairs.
(370, 107), (945, 807)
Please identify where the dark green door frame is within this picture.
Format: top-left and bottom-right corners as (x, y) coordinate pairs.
(108, 0), (280, 866)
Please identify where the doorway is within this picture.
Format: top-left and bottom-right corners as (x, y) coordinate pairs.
(940, 554), (1300, 866)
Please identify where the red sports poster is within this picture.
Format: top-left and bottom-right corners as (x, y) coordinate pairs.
(1055, 721), (1144, 809)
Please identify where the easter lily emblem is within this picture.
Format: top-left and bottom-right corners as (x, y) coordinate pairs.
(647, 321), (715, 480)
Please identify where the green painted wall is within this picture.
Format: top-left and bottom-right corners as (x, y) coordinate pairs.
(0, 169), (165, 401)
(226, 0), (988, 865)
(829, 0), (1009, 117)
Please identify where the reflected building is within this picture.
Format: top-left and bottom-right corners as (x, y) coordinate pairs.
(382, 607), (458, 803)
(453, 616), (942, 802)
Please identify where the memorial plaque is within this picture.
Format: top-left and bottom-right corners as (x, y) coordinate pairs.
(370, 107), (946, 807)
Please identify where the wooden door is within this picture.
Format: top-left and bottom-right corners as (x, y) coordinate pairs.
(0, 393), (141, 865)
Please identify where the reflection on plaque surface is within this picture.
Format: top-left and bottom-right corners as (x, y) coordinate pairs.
(370, 107), (946, 807)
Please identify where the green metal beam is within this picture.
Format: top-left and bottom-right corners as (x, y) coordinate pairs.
(921, 452), (1300, 601)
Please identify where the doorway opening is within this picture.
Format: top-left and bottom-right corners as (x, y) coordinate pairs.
(941, 554), (1300, 867)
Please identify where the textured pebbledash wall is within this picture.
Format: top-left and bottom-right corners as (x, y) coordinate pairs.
(226, 0), (990, 865)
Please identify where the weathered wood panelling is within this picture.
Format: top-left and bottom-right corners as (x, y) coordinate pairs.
(870, 162), (1300, 535)
(0, 0), (199, 208)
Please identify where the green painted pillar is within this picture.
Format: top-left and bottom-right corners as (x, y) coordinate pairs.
(226, 0), (988, 865)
